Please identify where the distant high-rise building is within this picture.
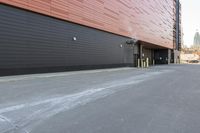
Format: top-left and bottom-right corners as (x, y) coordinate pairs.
(193, 30), (200, 46)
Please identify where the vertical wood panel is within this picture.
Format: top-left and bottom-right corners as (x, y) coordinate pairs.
(1, 0), (175, 48)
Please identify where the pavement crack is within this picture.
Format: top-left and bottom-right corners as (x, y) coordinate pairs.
(0, 70), (173, 132)
(0, 115), (29, 133)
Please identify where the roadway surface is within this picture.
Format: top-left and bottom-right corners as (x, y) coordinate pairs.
(0, 64), (200, 133)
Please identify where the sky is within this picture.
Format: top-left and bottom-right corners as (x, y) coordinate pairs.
(182, 0), (200, 47)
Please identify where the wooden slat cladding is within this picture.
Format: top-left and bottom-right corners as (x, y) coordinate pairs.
(0, 0), (175, 48)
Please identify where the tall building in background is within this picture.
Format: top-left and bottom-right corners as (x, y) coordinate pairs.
(173, 0), (182, 63)
(193, 30), (200, 47)
(0, 0), (182, 76)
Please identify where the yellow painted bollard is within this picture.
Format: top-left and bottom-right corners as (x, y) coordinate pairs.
(146, 58), (149, 68)
(137, 59), (140, 68)
(141, 59), (144, 68)
(153, 59), (155, 66)
(144, 60), (147, 68)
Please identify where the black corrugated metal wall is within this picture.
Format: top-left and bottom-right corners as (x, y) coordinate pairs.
(0, 4), (134, 76)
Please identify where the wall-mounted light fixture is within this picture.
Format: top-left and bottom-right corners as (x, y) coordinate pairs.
(142, 53), (145, 57)
(72, 37), (77, 41)
(126, 38), (138, 46)
(120, 44), (123, 48)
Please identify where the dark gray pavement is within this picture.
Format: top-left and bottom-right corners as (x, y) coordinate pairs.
(0, 64), (200, 133)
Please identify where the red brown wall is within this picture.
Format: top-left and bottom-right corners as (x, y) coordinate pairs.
(0, 0), (175, 49)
